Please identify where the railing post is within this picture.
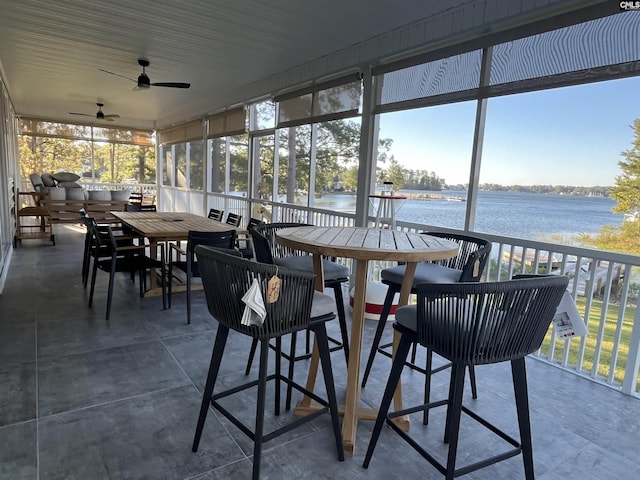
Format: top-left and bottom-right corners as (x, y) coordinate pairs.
(622, 293), (640, 396)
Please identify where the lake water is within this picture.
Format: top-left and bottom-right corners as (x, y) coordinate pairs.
(313, 190), (624, 243)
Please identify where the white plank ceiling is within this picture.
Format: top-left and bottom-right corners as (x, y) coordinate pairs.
(0, 0), (603, 130)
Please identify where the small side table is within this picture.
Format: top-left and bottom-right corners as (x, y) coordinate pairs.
(368, 193), (406, 229)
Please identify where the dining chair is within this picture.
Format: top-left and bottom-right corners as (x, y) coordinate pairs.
(192, 246), (343, 480)
(361, 231), (491, 420)
(80, 214), (137, 288)
(124, 203), (141, 212)
(225, 212), (242, 227)
(88, 223), (166, 320)
(167, 229), (237, 324)
(237, 217), (263, 259)
(363, 275), (568, 480)
(245, 222), (350, 410)
(128, 191), (143, 205)
(207, 208), (224, 221)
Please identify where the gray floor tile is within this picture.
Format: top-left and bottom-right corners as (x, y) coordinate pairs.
(0, 421), (37, 480)
(38, 340), (190, 416)
(38, 385), (245, 480)
(0, 361), (36, 427)
(2, 228), (640, 479)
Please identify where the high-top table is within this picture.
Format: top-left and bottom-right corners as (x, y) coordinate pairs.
(275, 226), (459, 455)
(110, 211), (243, 295)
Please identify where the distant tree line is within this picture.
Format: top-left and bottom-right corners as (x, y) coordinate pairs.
(474, 183), (611, 196)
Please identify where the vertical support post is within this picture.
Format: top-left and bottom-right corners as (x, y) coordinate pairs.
(465, 46), (492, 232)
(622, 293), (640, 395)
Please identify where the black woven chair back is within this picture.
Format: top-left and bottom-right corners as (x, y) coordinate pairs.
(125, 203), (142, 212)
(250, 222), (312, 264)
(207, 208), (224, 221)
(422, 231), (491, 282)
(185, 230), (236, 274)
(195, 245), (316, 340)
(413, 275), (568, 365)
(225, 212), (242, 227)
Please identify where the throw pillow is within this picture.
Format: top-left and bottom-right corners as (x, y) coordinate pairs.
(52, 172), (81, 183)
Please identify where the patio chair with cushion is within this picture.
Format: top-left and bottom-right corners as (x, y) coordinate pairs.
(245, 222), (350, 409)
(363, 275), (568, 480)
(192, 246), (343, 480)
(168, 229), (237, 324)
(361, 231), (491, 422)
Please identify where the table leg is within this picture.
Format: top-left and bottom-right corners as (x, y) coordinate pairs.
(391, 261), (417, 429)
(297, 253), (325, 408)
(341, 258), (368, 455)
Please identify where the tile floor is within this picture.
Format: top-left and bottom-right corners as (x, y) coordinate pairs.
(1, 225), (640, 479)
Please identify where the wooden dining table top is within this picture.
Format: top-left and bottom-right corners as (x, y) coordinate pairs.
(275, 225), (460, 262)
(110, 211), (241, 241)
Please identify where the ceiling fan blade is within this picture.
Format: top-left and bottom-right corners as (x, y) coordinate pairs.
(98, 68), (136, 83)
(103, 114), (120, 119)
(151, 82), (191, 89)
(103, 117), (115, 122)
(69, 112), (92, 116)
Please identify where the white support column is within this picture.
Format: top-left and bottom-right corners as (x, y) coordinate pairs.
(622, 293), (640, 395)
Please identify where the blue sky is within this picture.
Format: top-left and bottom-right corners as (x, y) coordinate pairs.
(378, 76), (640, 187)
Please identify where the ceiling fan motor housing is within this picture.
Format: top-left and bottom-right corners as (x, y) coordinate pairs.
(96, 110), (105, 119)
(137, 73), (151, 88)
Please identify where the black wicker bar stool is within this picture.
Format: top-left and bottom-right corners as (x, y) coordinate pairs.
(192, 246), (343, 480)
(363, 275), (568, 480)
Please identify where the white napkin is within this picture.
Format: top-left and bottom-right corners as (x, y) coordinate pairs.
(241, 278), (267, 327)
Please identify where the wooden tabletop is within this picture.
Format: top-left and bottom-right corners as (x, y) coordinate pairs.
(276, 226), (459, 262)
(111, 211), (240, 241)
(276, 225), (459, 455)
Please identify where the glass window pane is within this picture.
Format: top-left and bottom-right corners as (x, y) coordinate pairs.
(163, 147), (173, 186)
(278, 125), (311, 206)
(174, 144), (187, 188)
(313, 118), (361, 213)
(189, 141), (204, 190)
(229, 134), (249, 196)
(251, 100), (276, 131)
(255, 134), (275, 201)
(209, 138), (226, 193)
(477, 78), (639, 242)
(376, 102), (476, 229)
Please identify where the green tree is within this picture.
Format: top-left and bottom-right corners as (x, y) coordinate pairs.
(582, 119), (640, 254)
(611, 119), (640, 214)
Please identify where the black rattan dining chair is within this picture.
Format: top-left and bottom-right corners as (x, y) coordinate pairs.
(245, 222), (350, 409)
(363, 275), (568, 480)
(225, 212), (242, 227)
(168, 229), (237, 324)
(207, 208), (224, 221)
(361, 232), (491, 417)
(192, 246), (343, 480)
(88, 223), (166, 320)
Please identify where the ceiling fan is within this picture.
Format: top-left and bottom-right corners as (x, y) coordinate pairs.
(69, 103), (120, 121)
(99, 59), (191, 89)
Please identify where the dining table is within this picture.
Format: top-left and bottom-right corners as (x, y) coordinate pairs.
(110, 211), (245, 296)
(275, 225), (459, 455)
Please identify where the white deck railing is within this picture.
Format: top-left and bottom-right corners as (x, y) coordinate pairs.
(213, 197), (640, 397)
(32, 184), (640, 397)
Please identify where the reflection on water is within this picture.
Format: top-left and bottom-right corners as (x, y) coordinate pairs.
(308, 190), (622, 242)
